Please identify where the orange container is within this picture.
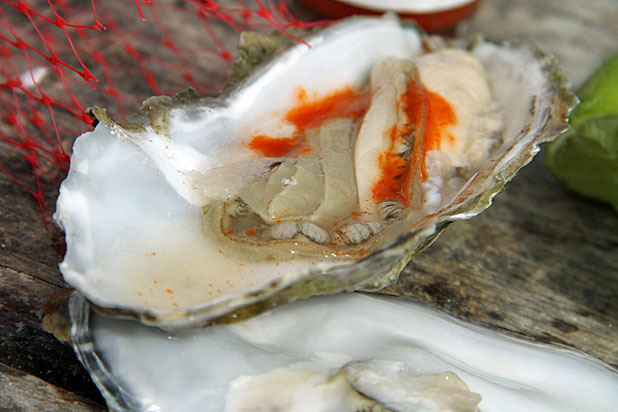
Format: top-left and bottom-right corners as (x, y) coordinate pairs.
(299, 0), (483, 33)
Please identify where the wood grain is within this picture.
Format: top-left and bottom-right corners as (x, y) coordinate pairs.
(0, 362), (104, 412)
(1, 0), (617, 410)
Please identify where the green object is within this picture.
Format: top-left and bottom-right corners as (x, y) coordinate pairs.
(546, 52), (618, 211)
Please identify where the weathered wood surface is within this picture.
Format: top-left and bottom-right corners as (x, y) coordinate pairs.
(1, 0), (617, 410)
(0, 362), (104, 412)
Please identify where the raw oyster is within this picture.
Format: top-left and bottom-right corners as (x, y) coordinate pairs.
(69, 292), (618, 412)
(54, 15), (574, 327)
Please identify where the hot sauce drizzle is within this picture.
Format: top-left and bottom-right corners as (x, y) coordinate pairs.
(400, 79), (457, 178)
(248, 82), (456, 209)
(247, 86), (370, 157)
(371, 126), (413, 206)
(370, 79), (457, 204)
(422, 90), (456, 162)
(285, 86), (370, 131)
(247, 135), (300, 157)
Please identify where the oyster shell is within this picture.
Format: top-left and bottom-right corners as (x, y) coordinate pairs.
(69, 292), (618, 412)
(54, 15), (574, 327)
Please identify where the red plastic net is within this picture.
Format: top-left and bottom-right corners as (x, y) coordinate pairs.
(0, 0), (321, 228)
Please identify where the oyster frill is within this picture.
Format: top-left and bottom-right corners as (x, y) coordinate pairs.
(54, 15), (575, 328)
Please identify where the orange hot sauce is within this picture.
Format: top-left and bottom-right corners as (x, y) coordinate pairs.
(371, 126), (413, 206)
(284, 87), (370, 131)
(248, 82), (455, 206)
(371, 80), (456, 204)
(247, 87), (370, 157)
(248, 136), (300, 157)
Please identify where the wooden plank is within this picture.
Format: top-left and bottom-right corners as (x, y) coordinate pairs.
(0, 253), (104, 406)
(0, 362), (104, 412)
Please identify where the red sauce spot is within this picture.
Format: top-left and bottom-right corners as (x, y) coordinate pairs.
(247, 86), (370, 158)
(371, 79), (457, 204)
(248, 135), (301, 157)
(173, 303), (178, 307)
(166, 289), (174, 294)
(422, 90), (456, 164)
(226, 229), (234, 235)
(371, 133), (412, 205)
(296, 87), (308, 101)
(404, 80), (457, 178)
(285, 86), (370, 131)
(245, 229), (257, 236)
(218, 249), (223, 254)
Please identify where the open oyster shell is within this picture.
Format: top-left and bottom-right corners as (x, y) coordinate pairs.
(54, 15), (575, 328)
(69, 292), (618, 412)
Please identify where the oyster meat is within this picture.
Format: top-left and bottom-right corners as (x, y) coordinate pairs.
(54, 15), (574, 327)
(69, 292), (618, 412)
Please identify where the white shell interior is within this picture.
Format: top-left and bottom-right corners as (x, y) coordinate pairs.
(55, 15), (555, 317)
(72, 293), (618, 412)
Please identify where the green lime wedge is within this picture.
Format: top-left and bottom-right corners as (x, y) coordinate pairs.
(546, 52), (618, 211)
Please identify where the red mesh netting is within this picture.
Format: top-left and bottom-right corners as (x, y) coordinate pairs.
(0, 0), (322, 228)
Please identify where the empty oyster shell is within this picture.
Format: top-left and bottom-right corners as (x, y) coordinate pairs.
(69, 292), (618, 412)
(54, 15), (575, 327)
